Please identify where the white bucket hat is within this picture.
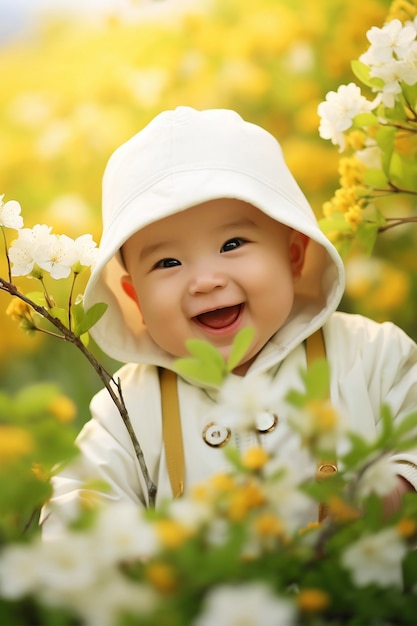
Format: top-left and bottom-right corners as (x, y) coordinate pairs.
(84, 107), (345, 364)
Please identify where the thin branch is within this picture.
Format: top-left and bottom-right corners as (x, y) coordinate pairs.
(0, 276), (157, 508)
(68, 272), (78, 331)
(378, 216), (417, 233)
(1, 227), (12, 282)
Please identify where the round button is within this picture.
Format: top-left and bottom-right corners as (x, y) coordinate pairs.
(256, 411), (278, 433)
(202, 422), (231, 447)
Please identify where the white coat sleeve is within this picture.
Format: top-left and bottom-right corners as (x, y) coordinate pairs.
(328, 314), (417, 489)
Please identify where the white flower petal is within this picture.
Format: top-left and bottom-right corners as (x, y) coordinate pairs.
(341, 528), (406, 588)
(192, 582), (296, 626)
(0, 199), (24, 230)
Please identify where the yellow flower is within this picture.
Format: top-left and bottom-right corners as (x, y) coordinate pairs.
(297, 588), (330, 613)
(327, 495), (360, 522)
(6, 298), (32, 321)
(146, 562), (177, 593)
(47, 394), (77, 423)
(386, 0), (417, 23)
(338, 156), (366, 187)
(299, 521), (321, 535)
(0, 425), (34, 466)
(396, 517), (417, 539)
(227, 480), (265, 521)
(306, 399), (338, 433)
(345, 204), (363, 231)
(191, 483), (210, 502)
(154, 519), (192, 549)
(210, 472), (236, 493)
(32, 462), (50, 481)
(241, 446), (269, 471)
(253, 512), (284, 538)
(6, 298), (38, 335)
(346, 131), (367, 152)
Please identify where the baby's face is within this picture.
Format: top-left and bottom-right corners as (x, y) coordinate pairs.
(121, 199), (306, 374)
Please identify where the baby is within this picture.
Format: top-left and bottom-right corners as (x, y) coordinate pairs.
(41, 107), (417, 536)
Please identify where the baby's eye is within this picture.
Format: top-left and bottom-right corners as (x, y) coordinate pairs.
(153, 258), (181, 269)
(220, 238), (247, 253)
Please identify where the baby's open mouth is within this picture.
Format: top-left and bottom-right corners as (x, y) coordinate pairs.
(194, 304), (242, 329)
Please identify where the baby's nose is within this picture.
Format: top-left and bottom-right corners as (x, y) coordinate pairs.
(188, 270), (228, 295)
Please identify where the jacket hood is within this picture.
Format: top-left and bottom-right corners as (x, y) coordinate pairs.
(84, 107), (345, 370)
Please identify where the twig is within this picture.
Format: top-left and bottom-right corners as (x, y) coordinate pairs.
(0, 276), (157, 508)
(378, 216), (417, 233)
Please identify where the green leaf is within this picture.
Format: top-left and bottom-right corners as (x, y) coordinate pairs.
(341, 432), (374, 468)
(26, 291), (48, 307)
(375, 404), (394, 447)
(388, 151), (404, 185)
(174, 357), (224, 386)
(401, 82), (417, 110)
(375, 125), (396, 175)
(75, 302), (108, 336)
(285, 359), (330, 406)
(396, 159), (417, 192)
(49, 306), (68, 327)
(363, 168), (388, 188)
(285, 388), (307, 409)
(80, 332), (90, 347)
(351, 60), (384, 89)
(224, 445), (244, 470)
(318, 213), (352, 236)
(226, 326), (255, 372)
(393, 410), (417, 441)
(352, 112), (379, 128)
(302, 359), (330, 401)
(387, 152), (417, 192)
(14, 382), (61, 421)
(184, 338), (225, 371)
(355, 221), (379, 256)
(71, 300), (85, 329)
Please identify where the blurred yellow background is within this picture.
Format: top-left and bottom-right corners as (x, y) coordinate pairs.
(3, 0), (414, 425)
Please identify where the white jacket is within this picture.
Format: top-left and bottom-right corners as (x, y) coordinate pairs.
(41, 108), (417, 536)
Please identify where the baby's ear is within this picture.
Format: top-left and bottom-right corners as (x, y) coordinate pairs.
(121, 275), (140, 307)
(289, 232), (309, 279)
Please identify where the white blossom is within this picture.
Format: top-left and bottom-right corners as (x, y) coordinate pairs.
(341, 527), (407, 588)
(370, 59), (417, 107)
(192, 582), (296, 626)
(168, 497), (212, 531)
(68, 574), (157, 626)
(0, 195), (24, 230)
(361, 19), (417, 65)
(34, 233), (78, 279)
(263, 457), (314, 532)
(357, 455), (399, 499)
(318, 83), (376, 150)
(287, 398), (345, 454)
(94, 502), (160, 564)
(8, 224), (52, 276)
(214, 374), (279, 433)
(0, 543), (40, 598)
(359, 20), (417, 107)
(73, 233), (99, 269)
(36, 533), (99, 594)
(356, 143), (382, 169)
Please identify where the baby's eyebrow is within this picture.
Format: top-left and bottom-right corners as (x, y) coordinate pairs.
(218, 218), (257, 231)
(139, 241), (172, 262)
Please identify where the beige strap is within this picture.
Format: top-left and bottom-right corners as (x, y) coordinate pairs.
(305, 328), (338, 521)
(160, 328), (337, 517)
(159, 368), (184, 498)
